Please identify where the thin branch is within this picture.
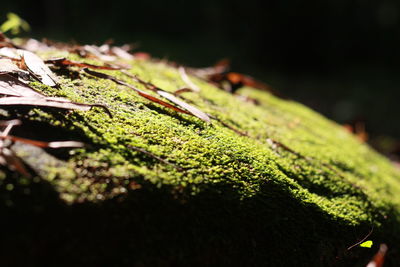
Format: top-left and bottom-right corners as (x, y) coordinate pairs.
(347, 226), (374, 251)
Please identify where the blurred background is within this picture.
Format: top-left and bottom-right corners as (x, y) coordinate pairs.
(1, 0), (400, 157)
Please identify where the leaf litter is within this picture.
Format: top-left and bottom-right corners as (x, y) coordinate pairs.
(0, 32), (289, 179)
(0, 34), (117, 176)
(0, 119), (83, 177)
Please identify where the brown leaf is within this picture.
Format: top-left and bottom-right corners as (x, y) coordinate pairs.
(343, 121), (368, 142)
(45, 57), (121, 70)
(0, 74), (45, 97)
(187, 58), (230, 78)
(157, 90), (210, 123)
(83, 68), (191, 116)
(1, 148), (31, 177)
(132, 52), (151, 60)
(122, 71), (210, 122)
(136, 90), (191, 115)
(0, 135), (84, 148)
(366, 244), (388, 267)
(174, 88), (194, 96)
(0, 96), (111, 116)
(19, 50), (58, 87)
(178, 66), (200, 92)
(214, 58), (231, 70)
(0, 33), (20, 49)
(0, 119), (21, 127)
(0, 59), (21, 73)
(208, 71), (282, 96)
(110, 46), (134, 60)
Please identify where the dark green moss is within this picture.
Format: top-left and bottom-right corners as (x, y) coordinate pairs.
(0, 52), (399, 266)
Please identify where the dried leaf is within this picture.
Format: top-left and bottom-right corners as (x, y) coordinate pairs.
(208, 71), (279, 95)
(1, 147), (31, 177)
(0, 32), (19, 49)
(366, 244), (388, 267)
(83, 45), (116, 61)
(0, 135), (84, 148)
(0, 58), (28, 75)
(0, 119), (21, 137)
(19, 50), (58, 87)
(45, 57), (121, 70)
(111, 46), (134, 60)
(179, 66), (200, 92)
(174, 88), (194, 96)
(21, 38), (52, 52)
(157, 90), (210, 123)
(0, 119), (21, 127)
(343, 121), (368, 142)
(187, 58), (229, 78)
(0, 96), (111, 116)
(136, 90), (191, 115)
(83, 68), (191, 116)
(0, 74), (45, 97)
(132, 52), (151, 60)
(0, 47), (20, 59)
(121, 71), (210, 122)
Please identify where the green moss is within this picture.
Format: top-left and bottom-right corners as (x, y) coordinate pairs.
(1, 52), (400, 266)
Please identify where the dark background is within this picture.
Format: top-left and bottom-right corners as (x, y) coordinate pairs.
(2, 0), (400, 148)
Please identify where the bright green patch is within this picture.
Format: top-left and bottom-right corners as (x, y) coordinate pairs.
(0, 12), (30, 35)
(360, 240), (373, 248)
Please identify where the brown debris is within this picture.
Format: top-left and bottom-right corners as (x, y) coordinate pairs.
(84, 68), (210, 122)
(19, 50), (58, 87)
(0, 74), (45, 97)
(366, 244), (388, 267)
(0, 135), (84, 148)
(122, 71), (210, 123)
(343, 120), (368, 142)
(173, 88), (194, 96)
(45, 57), (121, 70)
(0, 96), (111, 117)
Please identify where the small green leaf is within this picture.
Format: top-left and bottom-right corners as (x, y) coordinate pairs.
(360, 240), (373, 248)
(0, 12), (30, 35)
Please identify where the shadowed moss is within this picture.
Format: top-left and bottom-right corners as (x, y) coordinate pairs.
(0, 52), (400, 266)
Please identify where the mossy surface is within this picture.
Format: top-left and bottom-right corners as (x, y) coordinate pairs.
(1, 52), (400, 266)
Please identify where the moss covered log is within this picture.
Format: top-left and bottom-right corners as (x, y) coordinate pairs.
(1, 50), (400, 266)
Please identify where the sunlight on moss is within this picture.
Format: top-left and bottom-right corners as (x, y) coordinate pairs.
(3, 49), (400, 235)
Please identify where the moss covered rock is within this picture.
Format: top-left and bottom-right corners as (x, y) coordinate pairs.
(1, 51), (400, 266)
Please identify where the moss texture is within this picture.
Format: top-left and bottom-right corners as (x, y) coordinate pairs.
(1, 52), (400, 266)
